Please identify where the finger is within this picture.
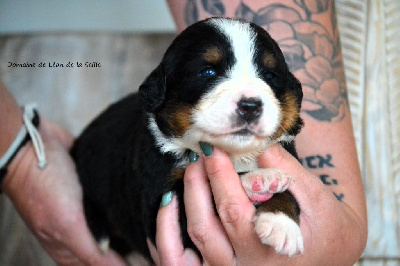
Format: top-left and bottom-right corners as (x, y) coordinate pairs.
(184, 155), (234, 265)
(32, 198), (126, 266)
(257, 144), (330, 209)
(200, 147), (267, 262)
(147, 238), (161, 266)
(155, 194), (184, 261)
(257, 144), (305, 173)
(72, 232), (127, 266)
(37, 227), (126, 266)
(155, 194), (201, 266)
(27, 168), (125, 265)
(47, 212), (127, 266)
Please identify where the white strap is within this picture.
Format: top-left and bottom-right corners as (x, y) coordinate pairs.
(0, 104), (47, 169)
(23, 104), (47, 169)
(0, 123), (28, 168)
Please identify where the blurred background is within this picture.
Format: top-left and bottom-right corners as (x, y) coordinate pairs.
(0, 0), (399, 265)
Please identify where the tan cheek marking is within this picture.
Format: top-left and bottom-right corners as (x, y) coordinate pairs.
(170, 167), (185, 181)
(203, 47), (222, 64)
(173, 106), (192, 136)
(264, 52), (276, 68)
(275, 91), (300, 138)
(162, 103), (192, 136)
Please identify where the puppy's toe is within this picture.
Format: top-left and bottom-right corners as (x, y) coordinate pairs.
(253, 212), (303, 257)
(240, 169), (293, 203)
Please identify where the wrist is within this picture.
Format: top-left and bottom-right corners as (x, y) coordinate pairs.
(1, 141), (37, 195)
(0, 105), (46, 192)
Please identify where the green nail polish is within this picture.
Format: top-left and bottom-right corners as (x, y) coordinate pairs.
(189, 151), (199, 163)
(199, 142), (213, 157)
(161, 191), (173, 207)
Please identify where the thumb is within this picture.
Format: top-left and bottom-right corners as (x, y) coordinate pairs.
(201, 145), (250, 207)
(92, 250), (128, 266)
(257, 144), (327, 209)
(257, 144), (303, 172)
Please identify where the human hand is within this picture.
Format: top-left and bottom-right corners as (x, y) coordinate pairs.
(149, 144), (367, 265)
(1, 119), (126, 266)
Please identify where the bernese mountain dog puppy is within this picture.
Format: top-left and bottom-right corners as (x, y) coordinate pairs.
(71, 17), (304, 260)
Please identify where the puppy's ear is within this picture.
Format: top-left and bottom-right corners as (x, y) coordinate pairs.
(288, 71), (304, 135)
(288, 71), (303, 109)
(139, 64), (166, 113)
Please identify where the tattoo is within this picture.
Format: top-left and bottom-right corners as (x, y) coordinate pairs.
(319, 174), (337, 185)
(300, 154), (344, 201)
(333, 193), (344, 201)
(185, 0), (198, 26)
(184, 0), (347, 122)
(299, 154), (334, 169)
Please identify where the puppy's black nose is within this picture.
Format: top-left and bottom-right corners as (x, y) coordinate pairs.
(237, 98), (263, 123)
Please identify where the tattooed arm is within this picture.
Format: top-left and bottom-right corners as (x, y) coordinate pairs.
(150, 0), (367, 264)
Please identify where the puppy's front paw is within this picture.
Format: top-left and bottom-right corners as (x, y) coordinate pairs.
(254, 212), (304, 257)
(240, 169), (292, 203)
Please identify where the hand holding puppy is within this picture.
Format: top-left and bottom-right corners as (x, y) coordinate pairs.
(1, 119), (126, 266)
(150, 144), (366, 265)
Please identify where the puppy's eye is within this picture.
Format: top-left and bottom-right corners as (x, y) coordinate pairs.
(265, 72), (276, 80)
(265, 72), (283, 87)
(199, 67), (216, 78)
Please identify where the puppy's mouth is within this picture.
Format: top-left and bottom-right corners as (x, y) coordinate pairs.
(198, 127), (270, 154)
(209, 126), (266, 139)
(232, 128), (255, 136)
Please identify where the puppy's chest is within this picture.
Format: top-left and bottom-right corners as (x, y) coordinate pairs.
(231, 154), (260, 173)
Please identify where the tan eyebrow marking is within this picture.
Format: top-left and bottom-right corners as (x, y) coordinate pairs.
(264, 52), (276, 68)
(203, 47), (223, 64)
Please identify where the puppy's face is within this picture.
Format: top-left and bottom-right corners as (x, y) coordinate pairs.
(140, 18), (303, 156)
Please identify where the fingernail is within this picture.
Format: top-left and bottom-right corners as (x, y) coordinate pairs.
(199, 142), (213, 157)
(161, 191), (173, 207)
(189, 151), (199, 163)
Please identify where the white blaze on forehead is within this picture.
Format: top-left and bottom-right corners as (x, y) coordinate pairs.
(193, 19), (281, 138)
(208, 18), (258, 80)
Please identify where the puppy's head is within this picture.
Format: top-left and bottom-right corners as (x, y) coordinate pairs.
(140, 18), (303, 156)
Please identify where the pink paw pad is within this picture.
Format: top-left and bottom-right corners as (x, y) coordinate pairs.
(268, 179), (279, 192)
(240, 169), (293, 204)
(251, 177), (264, 192)
(249, 192), (273, 203)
